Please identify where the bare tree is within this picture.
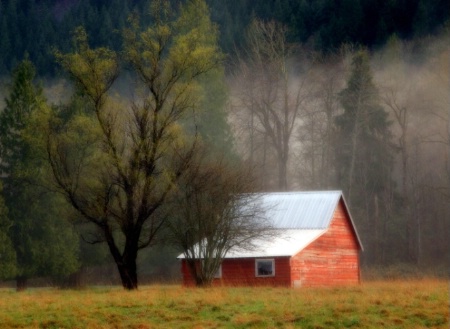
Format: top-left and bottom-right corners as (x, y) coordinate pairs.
(231, 19), (311, 191)
(375, 34), (450, 267)
(167, 147), (273, 286)
(381, 80), (420, 262)
(295, 54), (346, 189)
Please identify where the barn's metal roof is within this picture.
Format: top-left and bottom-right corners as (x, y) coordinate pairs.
(258, 191), (363, 249)
(259, 191), (342, 229)
(177, 190), (363, 260)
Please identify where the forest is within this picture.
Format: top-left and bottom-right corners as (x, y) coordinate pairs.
(0, 0), (448, 75)
(0, 0), (448, 289)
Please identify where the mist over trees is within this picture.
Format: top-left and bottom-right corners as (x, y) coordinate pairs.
(0, 0), (448, 288)
(232, 19), (313, 191)
(230, 32), (449, 268)
(336, 50), (395, 265)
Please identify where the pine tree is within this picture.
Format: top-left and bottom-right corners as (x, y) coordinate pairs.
(0, 56), (41, 177)
(0, 57), (79, 290)
(177, 0), (233, 155)
(335, 50), (394, 264)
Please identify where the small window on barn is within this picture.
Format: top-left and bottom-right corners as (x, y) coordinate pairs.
(255, 259), (275, 277)
(214, 264), (222, 278)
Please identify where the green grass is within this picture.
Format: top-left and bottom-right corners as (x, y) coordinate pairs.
(0, 280), (448, 328)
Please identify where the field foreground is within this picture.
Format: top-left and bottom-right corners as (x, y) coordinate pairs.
(0, 280), (448, 328)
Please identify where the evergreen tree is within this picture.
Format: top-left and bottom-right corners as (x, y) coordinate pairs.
(178, 0), (233, 155)
(335, 50), (394, 264)
(0, 57), (79, 290)
(196, 69), (234, 155)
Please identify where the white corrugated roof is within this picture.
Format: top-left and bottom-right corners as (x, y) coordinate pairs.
(259, 190), (342, 229)
(224, 229), (326, 258)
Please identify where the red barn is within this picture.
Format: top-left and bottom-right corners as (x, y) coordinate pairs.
(179, 191), (363, 287)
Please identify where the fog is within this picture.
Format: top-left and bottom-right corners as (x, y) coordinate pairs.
(228, 29), (449, 270)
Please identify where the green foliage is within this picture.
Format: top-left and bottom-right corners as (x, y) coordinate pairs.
(123, 0), (223, 91)
(336, 50), (393, 195)
(44, 95), (111, 276)
(196, 69), (233, 155)
(0, 58), (80, 285)
(49, 0), (225, 289)
(55, 27), (119, 107)
(173, 0), (233, 155)
(0, 57), (43, 176)
(335, 50), (395, 264)
(0, 57), (44, 198)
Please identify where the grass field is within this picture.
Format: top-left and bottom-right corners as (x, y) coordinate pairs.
(0, 280), (448, 328)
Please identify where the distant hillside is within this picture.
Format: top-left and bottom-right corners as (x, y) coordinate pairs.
(0, 0), (448, 76)
(209, 0), (449, 53)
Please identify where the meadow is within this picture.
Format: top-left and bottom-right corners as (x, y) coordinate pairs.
(0, 280), (448, 328)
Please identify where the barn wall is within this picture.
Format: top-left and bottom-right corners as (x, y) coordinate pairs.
(181, 257), (291, 287)
(291, 200), (360, 287)
(180, 259), (197, 287)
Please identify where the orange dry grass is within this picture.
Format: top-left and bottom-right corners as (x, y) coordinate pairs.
(0, 279), (447, 328)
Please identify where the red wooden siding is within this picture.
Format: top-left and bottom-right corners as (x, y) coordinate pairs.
(290, 200), (360, 287)
(181, 257), (291, 287)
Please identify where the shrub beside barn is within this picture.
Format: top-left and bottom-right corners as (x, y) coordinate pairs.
(179, 191), (363, 287)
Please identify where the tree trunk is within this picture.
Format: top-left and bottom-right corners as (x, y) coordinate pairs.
(262, 134), (267, 189)
(278, 155), (288, 191)
(195, 278), (213, 287)
(374, 194), (380, 263)
(347, 116), (360, 203)
(186, 259), (215, 287)
(117, 261), (138, 290)
(105, 229), (139, 290)
(16, 276), (27, 292)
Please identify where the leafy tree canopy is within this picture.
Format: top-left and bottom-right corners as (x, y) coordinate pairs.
(48, 0), (224, 290)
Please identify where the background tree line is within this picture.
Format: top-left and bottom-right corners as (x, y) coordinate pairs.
(0, 0), (448, 289)
(0, 0), (448, 75)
